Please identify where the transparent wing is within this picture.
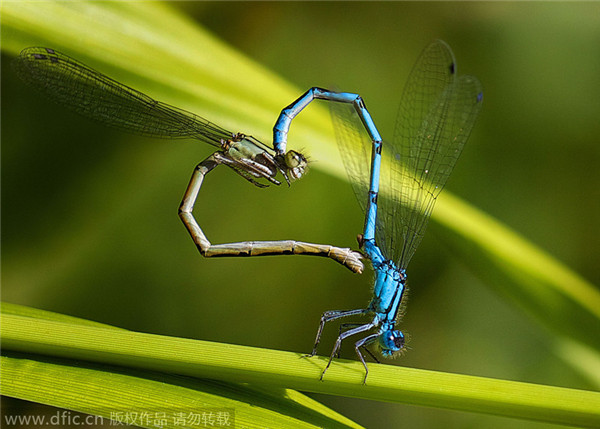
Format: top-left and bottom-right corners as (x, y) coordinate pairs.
(378, 40), (483, 268)
(330, 100), (373, 214)
(13, 47), (234, 146)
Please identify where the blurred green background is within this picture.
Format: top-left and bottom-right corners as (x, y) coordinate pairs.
(2, 2), (599, 428)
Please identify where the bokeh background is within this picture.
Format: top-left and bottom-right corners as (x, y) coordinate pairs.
(2, 2), (599, 428)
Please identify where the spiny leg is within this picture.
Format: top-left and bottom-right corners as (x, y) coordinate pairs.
(338, 323), (377, 359)
(306, 309), (368, 357)
(339, 325), (381, 364)
(321, 321), (376, 381)
(354, 333), (380, 384)
(361, 343), (381, 364)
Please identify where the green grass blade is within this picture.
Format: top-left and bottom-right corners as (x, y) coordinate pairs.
(0, 304), (363, 429)
(1, 353), (362, 429)
(1, 302), (118, 328)
(2, 309), (599, 427)
(1, 1), (335, 161)
(433, 193), (600, 353)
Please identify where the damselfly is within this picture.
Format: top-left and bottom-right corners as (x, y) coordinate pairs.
(14, 47), (363, 273)
(276, 41), (483, 382)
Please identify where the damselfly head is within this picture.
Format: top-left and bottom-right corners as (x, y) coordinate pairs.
(276, 150), (308, 183)
(379, 329), (405, 357)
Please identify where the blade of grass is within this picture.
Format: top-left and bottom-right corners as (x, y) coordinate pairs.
(1, 1), (333, 153)
(1, 353), (362, 429)
(433, 193), (600, 352)
(0, 303), (363, 429)
(2, 309), (599, 427)
(554, 338), (600, 388)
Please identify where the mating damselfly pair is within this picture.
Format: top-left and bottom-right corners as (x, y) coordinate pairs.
(14, 40), (482, 382)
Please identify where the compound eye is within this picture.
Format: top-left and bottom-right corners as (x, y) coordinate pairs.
(391, 331), (405, 350)
(380, 330), (405, 356)
(284, 150), (308, 180)
(285, 150), (306, 169)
